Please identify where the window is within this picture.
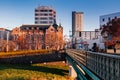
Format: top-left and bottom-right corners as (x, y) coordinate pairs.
(40, 14), (48, 16)
(79, 32), (81, 37)
(29, 27), (32, 30)
(49, 14), (52, 16)
(40, 21), (48, 24)
(35, 14), (39, 16)
(49, 21), (53, 23)
(54, 11), (56, 14)
(35, 10), (39, 12)
(85, 32), (86, 37)
(40, 14), (44, 16)
(49, 17), (53, 20)
(51, 29), (54, 32)
(102, 18), (105, 22)
(40, 10), (48, 12)
(34, 27), (37, 30)
(115, 16), (117, 19)
(24, 27), (26, 30)
(35, 21), (38, 24)
(44, 14), (48, 16)
(40, 17), (48, 20)
(35, 18), (39, 20)
(49, 10), (52, 12)
(108, 17), (111, 21)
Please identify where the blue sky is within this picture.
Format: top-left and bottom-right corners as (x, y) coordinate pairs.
(0, 0), (120, 35)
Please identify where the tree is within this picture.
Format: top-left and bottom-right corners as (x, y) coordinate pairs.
(101, 18), (120, 47)
(101, 18), (120, 40)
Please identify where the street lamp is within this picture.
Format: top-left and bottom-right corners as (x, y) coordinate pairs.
(6, 31), (9, 52)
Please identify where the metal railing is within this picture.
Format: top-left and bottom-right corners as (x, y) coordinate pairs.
(66, 49), (120, 80)
(66, 50), (101, 80)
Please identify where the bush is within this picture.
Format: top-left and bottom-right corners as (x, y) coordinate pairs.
(0, 49), (52, 57)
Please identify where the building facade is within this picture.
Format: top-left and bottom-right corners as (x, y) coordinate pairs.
(72, 11), (84, 36)
(0, 28), (10, 40)
(0, 28), (16, 51)
(11, 24), (63, 50)
(35, 6), (56, 25)
(74, 29), (100, 40)
(100, 12), (120, 27)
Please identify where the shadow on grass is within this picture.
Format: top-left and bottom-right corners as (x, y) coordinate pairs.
(0, 64), (68, 76)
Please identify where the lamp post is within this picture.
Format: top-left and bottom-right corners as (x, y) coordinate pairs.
(0, 31), (3, 51)
(6, 31), (9, 52)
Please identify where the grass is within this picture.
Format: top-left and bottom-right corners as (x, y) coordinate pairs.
(0, 62), (73, 80)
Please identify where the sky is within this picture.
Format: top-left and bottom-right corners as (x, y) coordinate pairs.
(0, 0), (120, 36)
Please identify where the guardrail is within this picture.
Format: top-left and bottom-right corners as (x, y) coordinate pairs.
(66, 49), (120, 80)
(66, 50), (101, 80)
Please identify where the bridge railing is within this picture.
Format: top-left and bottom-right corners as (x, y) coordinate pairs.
(86, 51), (120, 80)
(66, 49), (120, 80)
(66, 49), (101, 80)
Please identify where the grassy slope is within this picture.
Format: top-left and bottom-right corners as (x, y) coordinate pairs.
(0, 62), (72, 80)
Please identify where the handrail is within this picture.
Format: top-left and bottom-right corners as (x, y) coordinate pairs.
(66, 50), (101, 80)
(66, 54), (87, 80)
(66, 49), (120, 80)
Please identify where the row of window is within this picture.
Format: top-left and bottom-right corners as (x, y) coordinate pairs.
(102, 16), (117, 22)
(21, 27), (44, 30)
(35, 17), (54, 20)
(78, 32), (99, 37)
(35, 9), (55, 13)
(35, 21), (53, 24)
(35, 13), (56, 17)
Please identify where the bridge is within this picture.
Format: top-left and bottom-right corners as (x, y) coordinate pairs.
(0, 49), (120, 80)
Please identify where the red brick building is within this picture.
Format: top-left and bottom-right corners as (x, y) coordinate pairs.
(11, 23), (63, 50)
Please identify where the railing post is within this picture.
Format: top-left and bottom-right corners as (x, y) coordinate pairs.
(69, 65), (77, 78)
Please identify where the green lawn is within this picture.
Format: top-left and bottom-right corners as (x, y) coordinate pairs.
(0, 62), (72, 80)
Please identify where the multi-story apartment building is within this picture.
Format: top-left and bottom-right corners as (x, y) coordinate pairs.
(11, 23), (63, 50)
(35, 6), (56, 25)
(74, 29), (100, 40)
(72, 11), (84, 36)
(100, 12), (120, 27)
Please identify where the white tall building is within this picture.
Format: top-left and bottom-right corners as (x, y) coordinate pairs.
(35, 6), (56, 25)
(100, 12), (120, 27)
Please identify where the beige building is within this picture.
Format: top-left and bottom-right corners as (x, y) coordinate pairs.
(35, 6), (56, 25)
(72, 11), (84, 36)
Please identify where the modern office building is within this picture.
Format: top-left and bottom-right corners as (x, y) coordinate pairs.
(35, 6), (56, 25)
(72, 11), (84, 36)
(100, 12), (120, 27)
